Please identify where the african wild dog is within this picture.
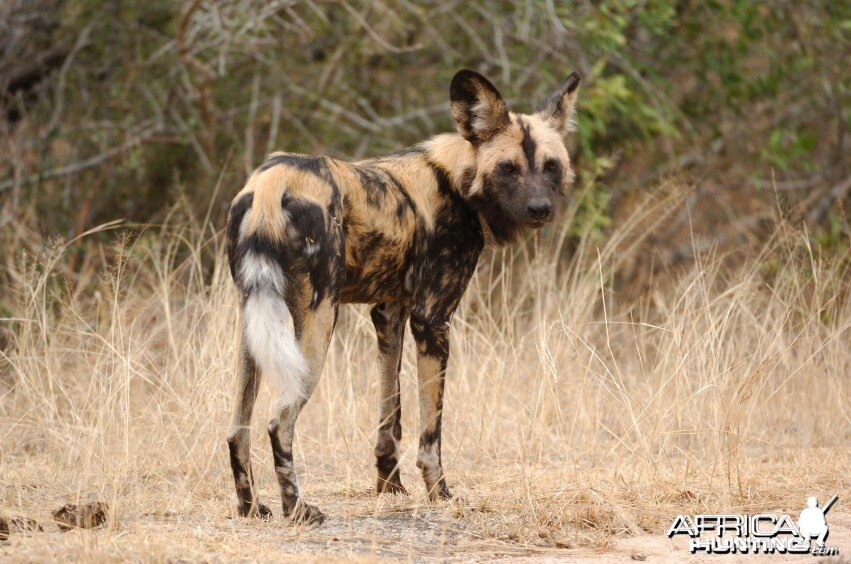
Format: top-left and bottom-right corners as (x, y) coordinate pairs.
(226, 69), (580, 524)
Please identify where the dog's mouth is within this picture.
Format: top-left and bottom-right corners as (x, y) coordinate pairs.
(527, 217), (552, 229)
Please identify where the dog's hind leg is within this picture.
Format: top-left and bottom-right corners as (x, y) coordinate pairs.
(267, 298), (335, 525)
(370, 302), (409, 495)
(227, 333), (272, 518)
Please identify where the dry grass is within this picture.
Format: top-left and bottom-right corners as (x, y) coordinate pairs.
(1, 188), (849, 560)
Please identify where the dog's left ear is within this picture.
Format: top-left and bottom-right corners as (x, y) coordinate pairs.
(536, 72), (580, 136)
(450, 69), (510, 146)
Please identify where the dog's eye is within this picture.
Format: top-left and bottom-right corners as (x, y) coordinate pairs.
(499, 161), (518, 175)
(544, 159), (560, 172)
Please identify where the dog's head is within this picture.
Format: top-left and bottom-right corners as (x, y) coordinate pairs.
(450, 69), (579, 245)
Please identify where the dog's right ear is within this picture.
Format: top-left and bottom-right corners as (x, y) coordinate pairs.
(536, 72), (580, 136)
(450, 69), (510, 146)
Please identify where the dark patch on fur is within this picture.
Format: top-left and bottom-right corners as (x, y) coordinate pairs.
(466, 171), (525, 246)
(226, 192), (254, 281)
(351, 164), (389, 208)
(268, 435), (295, 467)
(267, 421), (298, 507)
(375, 452), (399, 477)
(382, 169), (418, 219)
(375, 453), (406, 494)
(228, 439), (250, 490)
(231, 232), (291, 294)
(409, 318), (450, 358)
(258, 153), (326, 177)
(419, 419), (444, 450)
(228, 437), (272, 518)
(375, 434), (401, 475)
(426, 159), (457, 197)
(281, 194), (336, 309)
(341, 228), (416, 304)
(519, 116), (537, 172)
(383, 145), (426, 158)
(545, 160), (564, 193)
(459, 167), (477, 196)
(370, 303), (402, 356)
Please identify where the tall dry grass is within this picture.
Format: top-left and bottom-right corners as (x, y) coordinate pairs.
(1, 186), (849, 557)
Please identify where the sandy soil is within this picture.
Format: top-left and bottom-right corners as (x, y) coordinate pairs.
(2, 494), (849, 562)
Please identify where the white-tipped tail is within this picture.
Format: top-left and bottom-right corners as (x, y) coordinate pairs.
(240, 251), (307, 408)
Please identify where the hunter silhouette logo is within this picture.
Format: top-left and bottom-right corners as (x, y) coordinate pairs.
(798, 495), (836, 548)
(667, 495), (840, 556)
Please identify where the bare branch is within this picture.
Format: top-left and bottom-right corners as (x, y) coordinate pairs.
(0, 126), (160, 193)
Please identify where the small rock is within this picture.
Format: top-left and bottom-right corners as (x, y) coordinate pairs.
(533, 538), (552, 548)
(10, 517), (42, 532)
(53, 502), (108, 531)
(631, 552), (647, 561)
(0, 516), (9, 541)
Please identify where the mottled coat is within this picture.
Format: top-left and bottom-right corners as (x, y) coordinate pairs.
(226, 69), (580, 523)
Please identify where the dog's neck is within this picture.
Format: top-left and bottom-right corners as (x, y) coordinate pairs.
(420, 133), (519, 247)
(420, 133), (477, 195)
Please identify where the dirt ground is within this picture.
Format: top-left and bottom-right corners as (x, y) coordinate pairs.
(2, 490), (849, 562)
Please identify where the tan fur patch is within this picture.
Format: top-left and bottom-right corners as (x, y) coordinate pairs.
(522, 113), (570, 168)
(420, 134), (477, 200)
(416, 353), (445, 425)
(236, 156), (331, 242)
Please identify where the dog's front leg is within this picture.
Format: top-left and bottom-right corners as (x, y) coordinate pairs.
(409, 315), (453, 501)
(370, 302), (409, 494)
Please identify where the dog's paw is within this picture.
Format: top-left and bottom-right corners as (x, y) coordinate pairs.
(376, 475), (408, 496)
(291, 502), (326, 526)
(237, 501), (273, 520)
(427, 481), (453, 503)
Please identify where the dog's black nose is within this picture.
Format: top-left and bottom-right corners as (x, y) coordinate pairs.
(527, 200), (552, 220)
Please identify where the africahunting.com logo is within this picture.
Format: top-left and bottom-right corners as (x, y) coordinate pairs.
(667, 495), (839, 556)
